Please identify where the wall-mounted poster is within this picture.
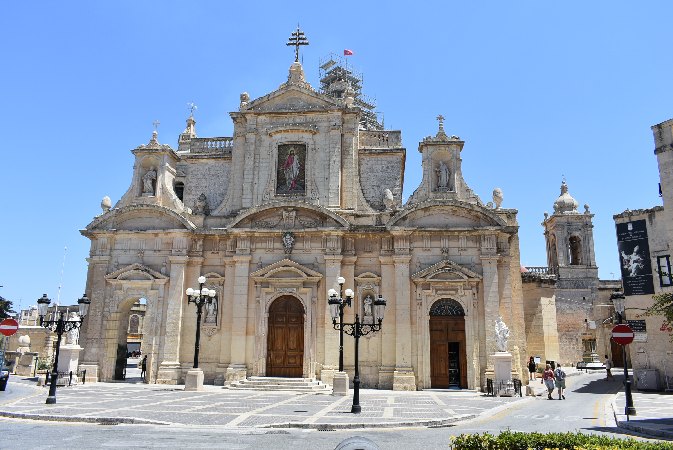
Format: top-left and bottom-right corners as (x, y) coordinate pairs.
(616, 220), (654, 296)
(276, 144), (306, 195)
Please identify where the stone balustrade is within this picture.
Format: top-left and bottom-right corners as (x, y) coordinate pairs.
(359, 130), (402, 149)
(189, 137), (234, 154)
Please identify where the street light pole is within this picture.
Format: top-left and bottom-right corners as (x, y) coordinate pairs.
(37, 293), (90, 405)
(328, 277), (352, 373)
(611, 292), (636, 416)
(186, 276), (216, 369)
(331, 295), (386, 413)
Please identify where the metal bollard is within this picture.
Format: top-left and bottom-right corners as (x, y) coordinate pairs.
(69, 371), (73, 386)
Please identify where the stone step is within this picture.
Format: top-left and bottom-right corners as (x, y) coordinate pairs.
(226, 376), (331, 393)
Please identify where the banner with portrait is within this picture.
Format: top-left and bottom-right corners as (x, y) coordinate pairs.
(616, 220), (654, 295)
(276, 144), (306, 195)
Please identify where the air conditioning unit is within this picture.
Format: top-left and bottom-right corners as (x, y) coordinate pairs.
(634, 369), (660, 391)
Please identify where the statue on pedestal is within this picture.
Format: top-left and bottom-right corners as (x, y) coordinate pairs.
(494, 316), (509, 352)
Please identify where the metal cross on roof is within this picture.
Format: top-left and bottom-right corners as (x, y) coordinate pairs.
(152, 120), (160, 131)
(286, 26), (309, 63)
(187, 102), (197, 116)
(436, 115), (445, 125)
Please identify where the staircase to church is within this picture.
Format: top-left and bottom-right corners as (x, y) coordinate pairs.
(225, 377), (332, 393)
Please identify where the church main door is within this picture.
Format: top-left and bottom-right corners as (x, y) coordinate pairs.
(429, 299), (467, 389)
(267, 296), (304, 377)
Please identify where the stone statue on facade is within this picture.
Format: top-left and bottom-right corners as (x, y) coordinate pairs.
(193, 193), (209, 215)
(142, 168), (157, 195)
(492, 188), (503, 209)
(203, 297), (218, 325)
(363, 295), (373, 317)
(436, 161), (450, 189)
(494, 316), (509, 352)
(383, 188), (395, 211)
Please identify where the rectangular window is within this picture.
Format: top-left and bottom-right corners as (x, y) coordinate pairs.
(657, 255), (672, 287)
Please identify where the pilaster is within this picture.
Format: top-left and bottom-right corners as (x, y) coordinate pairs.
(227, 254), (252, 382)
(156, 255), (188, 384)
(481, 256), (500, 378)
(392, 253), (416, 390)
(321, 255), (342, 385)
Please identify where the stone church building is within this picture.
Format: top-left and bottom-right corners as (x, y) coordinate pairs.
(78, 52), (603, 390)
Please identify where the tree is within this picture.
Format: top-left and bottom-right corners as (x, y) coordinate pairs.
(0, 295), (14, 320)
(647, 292), (673, 340)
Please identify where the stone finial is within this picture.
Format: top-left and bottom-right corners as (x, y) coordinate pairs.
(553, 179), (579, 214)
(492, 188), (503, 209)
(101, 196), (112, 213)
(544, 211), (549, 220)
(383, 188), (395, 211)
(240, 92), (250, 109)
(288, 62), (306, 84)
(584, 204), (591, 214)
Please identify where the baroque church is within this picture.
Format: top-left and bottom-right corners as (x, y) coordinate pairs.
(78, 41), (605, 390)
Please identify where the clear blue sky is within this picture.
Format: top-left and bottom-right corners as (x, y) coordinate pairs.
(1, 2), (670, 312)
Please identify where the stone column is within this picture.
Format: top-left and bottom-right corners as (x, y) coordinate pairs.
(392, 254), (416, 390)
(156, 256), (188, 384)
(321, 255), (342, 386)
(216, 260), (235, 384)
(378, 255), (396, 389)
(226, 254), (251, 383)
(481, 256), (500, 380)
(78, 256), (110, 383)
(328, 124), (342, 208)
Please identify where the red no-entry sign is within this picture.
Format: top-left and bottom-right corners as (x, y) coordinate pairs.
(0, 318), (19, 337)
(612, 323), (635, 346)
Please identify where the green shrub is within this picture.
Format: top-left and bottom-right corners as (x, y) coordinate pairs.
(449, 431), (673, 449)
(37, 359), (50, 370)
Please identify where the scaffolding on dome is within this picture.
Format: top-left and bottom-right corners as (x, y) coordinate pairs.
(318, 53), (383, 131)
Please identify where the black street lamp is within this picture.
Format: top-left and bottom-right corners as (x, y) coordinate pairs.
(37, 293), (90, 405)
(185, 276), (216, 369)
(328, 276), (353, 372)
(330, 294), (386, 414)
(611, 292), (636, 416)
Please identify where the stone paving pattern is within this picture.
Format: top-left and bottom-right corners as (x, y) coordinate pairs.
(0, 382), (522, 428)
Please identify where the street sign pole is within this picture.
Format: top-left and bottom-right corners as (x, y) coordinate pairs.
(612, 323), (636, 417)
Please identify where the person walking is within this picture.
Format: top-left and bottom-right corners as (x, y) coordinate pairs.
(604, 354), (614, 380)
(140, 355), (147, 380)
(542, 364), (555, 400)
(554, 363), (566, 400)
(528, 356), (537, 381)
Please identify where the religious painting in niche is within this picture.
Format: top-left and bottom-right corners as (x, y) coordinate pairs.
(276, 144), (306, 195)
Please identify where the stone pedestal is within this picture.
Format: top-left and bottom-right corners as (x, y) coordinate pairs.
(392, 369), (417, 391)
(184, 368), (204, 391)
(156, 362), (181, 384)
(320, 368), (336, 387)
(332, 371), (349, 396)
(58, 345), (82, 381)
(225, 366), (248, 384)
(14, 352), (38, 377)
(493, 352), (512, 382)
(77, 363), (99, 383)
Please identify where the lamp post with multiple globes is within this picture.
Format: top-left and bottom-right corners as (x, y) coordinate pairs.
(36, 293), (90, 405)
(185, 276), (217, 369)
(328, 280), (386, 414)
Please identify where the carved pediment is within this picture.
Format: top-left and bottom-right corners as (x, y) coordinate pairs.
(246, 86), (340, 113)
(388, 202), (506, 229)
(106, 263), (168, 282)
(230, 203), (349, 230)
(412, 259), (481, 283)
(85, 205), (195, 233)
(251, 258), (322, 283)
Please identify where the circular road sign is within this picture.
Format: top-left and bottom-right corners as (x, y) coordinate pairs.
(0, 318), (19, 337)
(612, 323), (635, 346)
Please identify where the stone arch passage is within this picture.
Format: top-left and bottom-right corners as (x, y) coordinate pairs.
(267, 296), (305, 377)
(429, 299), (467, 388)
(569, 235), (582, 265)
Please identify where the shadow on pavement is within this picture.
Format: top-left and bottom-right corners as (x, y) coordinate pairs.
(573, 374), (625, 395)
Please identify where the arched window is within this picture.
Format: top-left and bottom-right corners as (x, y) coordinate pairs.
(129, 314), (140, 334)
(174, 182), (185, 201)
(569, 236), (582, 265)
(430, 299), (465, 316)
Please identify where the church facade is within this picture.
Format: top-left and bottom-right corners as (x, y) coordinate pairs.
(79, 55), (535, 391)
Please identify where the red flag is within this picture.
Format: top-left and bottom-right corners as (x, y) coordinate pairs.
(344, 49), (354, 56)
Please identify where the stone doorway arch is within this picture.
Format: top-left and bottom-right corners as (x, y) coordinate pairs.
(429, 299), (468, 388)
(266, 296), (305, 377)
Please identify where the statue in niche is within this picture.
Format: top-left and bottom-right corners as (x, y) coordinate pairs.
(203, 297), (218, 325)
(363, 295), (374, 318)
(436, 161), (450, 190)
(142, 168), (157, 195)
(494, 316), (510, 352)
(193, 193), (209, 215)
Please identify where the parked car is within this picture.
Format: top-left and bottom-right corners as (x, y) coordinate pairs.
(0, 369), (9, 391)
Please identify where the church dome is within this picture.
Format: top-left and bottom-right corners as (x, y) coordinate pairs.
(553, 180), (579, 214)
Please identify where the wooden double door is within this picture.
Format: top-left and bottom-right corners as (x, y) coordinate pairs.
(430, 316), (468, 388)
(266, 296), (305, 377)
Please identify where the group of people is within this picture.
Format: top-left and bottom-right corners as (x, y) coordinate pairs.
(527, 356), (567, 400)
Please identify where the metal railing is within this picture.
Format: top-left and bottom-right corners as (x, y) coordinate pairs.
(486, 378), (523, 397)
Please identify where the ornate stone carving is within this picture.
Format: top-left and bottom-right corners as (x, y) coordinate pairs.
(282, 231), (295, 254)
(492, 188), (503, 209)
(193, 193), (209, 215)
(429, 299), (465, 316)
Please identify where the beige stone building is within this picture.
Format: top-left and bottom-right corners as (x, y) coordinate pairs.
(608, 118), (673, 391)
(78, 55), (533, 390)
